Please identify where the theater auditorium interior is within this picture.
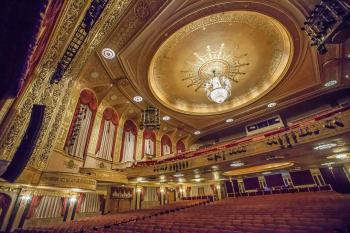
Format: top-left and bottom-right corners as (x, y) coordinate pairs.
(1, 0), (350, 232)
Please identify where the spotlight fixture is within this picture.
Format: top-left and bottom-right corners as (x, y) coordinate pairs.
(226, 118), (234, 123)
(324, 80), (337, 87)
(101, 48), (115, 59)
(194, 130), (201, 135)
(313, 143), (337, 150)
(162, 116), (171, 121)
(267, 102), (277, 108)
(133, 96), (143, 103)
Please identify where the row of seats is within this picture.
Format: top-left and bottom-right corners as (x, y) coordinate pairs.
(16, 200), (208, 233)
(92, 192), (350, 233)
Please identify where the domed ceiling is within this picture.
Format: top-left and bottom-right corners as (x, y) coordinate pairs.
(149, 11), (292, 115)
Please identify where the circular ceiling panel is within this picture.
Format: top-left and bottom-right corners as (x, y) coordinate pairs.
(149, 11), (293, 115)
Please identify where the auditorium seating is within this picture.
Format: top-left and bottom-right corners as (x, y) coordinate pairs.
(16, 200), (207, 233)
(97, 192), (349, 233)
(15, 192), (350, 233)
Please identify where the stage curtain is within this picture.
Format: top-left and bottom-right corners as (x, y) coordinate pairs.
(26, 195), (42, 219)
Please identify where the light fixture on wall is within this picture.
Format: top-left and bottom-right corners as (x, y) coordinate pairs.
(267, 102), (277, 108)
(226, 118), (234, 123)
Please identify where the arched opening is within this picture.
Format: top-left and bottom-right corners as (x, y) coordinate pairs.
(142, 129), (156, 158)
(161, 134), (172, 156)
(176, 140), (186, 153)
(95, 107), (118, 161)
(64, 89), (97, 159)
(119, 120), (137, 162)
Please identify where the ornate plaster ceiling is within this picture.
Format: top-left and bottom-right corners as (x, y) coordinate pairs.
(149, 11), (292, 115)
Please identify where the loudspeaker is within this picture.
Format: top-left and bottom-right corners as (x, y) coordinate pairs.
(1, 104), (45, 182)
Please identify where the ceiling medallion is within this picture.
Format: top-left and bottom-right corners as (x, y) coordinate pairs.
(182, 43), (249, 104)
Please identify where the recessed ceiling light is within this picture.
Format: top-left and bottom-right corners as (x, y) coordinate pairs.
(194, 174), (201, 179)
(230, 161), (245, 167)
(101, 48), (115, 59)
(345, 74), (349, 79)
(194, 130), (201, 135)
(324, 80), (337, 87)
(267, 102), (277, 108)
(226, 118), (234, 123)
(211, 165), (218, 169)
(347, 54), (350, 58)
(335, 153), (348, 159)
(193, 178), (202, 182)
(173, 173), (183, 177)
(133, 96), (143, 102)
(313, 143), (337, 150)
(162, 116), (171, 121)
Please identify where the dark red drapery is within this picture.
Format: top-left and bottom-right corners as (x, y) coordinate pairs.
(119, 120), (138, 162)
(95, 107), (118, 155)
(176, 140), (185, 153)
(142, 129), (156, 158)
(26, 195), (43, 219)
(161, 134), (172, 156)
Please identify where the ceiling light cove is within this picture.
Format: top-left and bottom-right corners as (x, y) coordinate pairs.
(101, 48), (115, 59)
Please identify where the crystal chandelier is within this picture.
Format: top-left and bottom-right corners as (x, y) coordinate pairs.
(204, 70), (231, 104)
(181, 43), (249, 104)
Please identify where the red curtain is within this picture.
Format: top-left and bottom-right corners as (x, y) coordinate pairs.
(156, 187), (161, 201)
(76, 193), (85, 213)
(176, 140), (185, 153)
(60, 197), (68, 216)
(95, 107), (119, 154)
(64, 89), (97, 152)
(119, 120), (138, 162)
(0, 193), (12, 224)
(98, 195), (105, 213)
(26, 195), (43, 219)
(161, 135), (172, 156)
(142, 129), (156, 158)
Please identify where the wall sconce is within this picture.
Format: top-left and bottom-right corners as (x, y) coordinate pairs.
(70, 196), (77, 203)
(22, 195), (31, 201)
